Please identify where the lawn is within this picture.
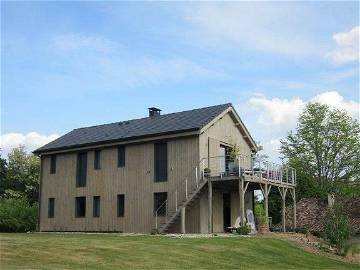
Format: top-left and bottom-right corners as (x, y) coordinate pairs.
(0, 233), (358, 270)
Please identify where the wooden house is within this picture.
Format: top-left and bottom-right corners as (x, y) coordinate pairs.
(34, 103), (296, 233)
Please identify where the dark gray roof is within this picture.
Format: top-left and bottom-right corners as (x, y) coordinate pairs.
(34, 103), (232, 154)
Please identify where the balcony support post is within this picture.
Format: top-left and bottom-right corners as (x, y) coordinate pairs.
(208, 180), (213, 233)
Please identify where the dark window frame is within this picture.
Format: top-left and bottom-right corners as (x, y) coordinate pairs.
(154, 142), (167, 182)
(50, 155), (56, 174)
(117, 146), (125, 168)
(117, 194), (125, 217)
(48, 198), (55, 218)
(154, 192), (167, 216)
(93, 196), (100, 218)
(76, 152), (87, 187)
(94, 149), (101, 170)
(75, 196), (86, 218)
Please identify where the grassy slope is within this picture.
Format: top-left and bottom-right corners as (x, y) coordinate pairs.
(0, 233), (358, 270)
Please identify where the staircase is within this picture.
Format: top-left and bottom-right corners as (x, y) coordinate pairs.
(158, 179), (208, 233)
(155, 159), (208, 233)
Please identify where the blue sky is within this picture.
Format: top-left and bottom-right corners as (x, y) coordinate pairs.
(1, 1), (359, 159)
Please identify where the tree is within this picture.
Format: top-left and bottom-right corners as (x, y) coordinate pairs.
(5, 146), (40, 205)
(280, 103), (360, 199)
(0, 153), (7, 195)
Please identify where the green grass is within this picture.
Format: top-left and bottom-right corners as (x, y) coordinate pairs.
(0, 233), (358, 270)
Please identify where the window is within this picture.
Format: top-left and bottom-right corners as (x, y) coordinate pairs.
(75, 196), (86, 217)
(93, 196), (100, 217)
(94, 150), (101, 170)
(154, 192), (167, 216)
(154, 143), (167, 182)
(48, 198), (55, 218)
(50, 155), (56, 174)
(76, 152), (87, 187)
(117, 194), (125, 217)
(117, 146), (125, 167)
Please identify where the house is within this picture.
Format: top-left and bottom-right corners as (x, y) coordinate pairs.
(34, 103), (296, 233)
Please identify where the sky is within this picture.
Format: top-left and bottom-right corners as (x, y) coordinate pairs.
(1, 1), (359, 161)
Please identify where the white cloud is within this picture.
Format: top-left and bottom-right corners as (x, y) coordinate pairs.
(246, 91), (359, 161)
(249, 91), (359, 128)
(0, 132), (59, 158)
(53, 33), (114, 54)
(328, 26), (359, 64)
(320, 68), (358, 83)
(183, 3), (320, 56)
(248, 95), (305, 126)
(311, 91), (359, 118)
(50, 33), (226, 89)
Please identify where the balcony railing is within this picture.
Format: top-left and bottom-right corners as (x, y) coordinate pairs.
(155, 154), (296, 230)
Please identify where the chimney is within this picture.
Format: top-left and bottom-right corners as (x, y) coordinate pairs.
(148, 107), (161, 117)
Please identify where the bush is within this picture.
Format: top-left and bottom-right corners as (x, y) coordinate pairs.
(236, 225), (250, 235)
(0, 198), (38, 232)
(324, 203), (355, 255)
(150, 228), (159, 235)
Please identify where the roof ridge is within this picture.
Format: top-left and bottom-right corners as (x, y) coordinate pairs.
(74, 103), (232, 131)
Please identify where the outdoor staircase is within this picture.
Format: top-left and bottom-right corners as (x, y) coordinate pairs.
(158, 179), (208, 233)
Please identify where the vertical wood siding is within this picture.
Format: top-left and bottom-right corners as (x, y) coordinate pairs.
(40, 136), (199, 232)
(199, 111), (252, 167)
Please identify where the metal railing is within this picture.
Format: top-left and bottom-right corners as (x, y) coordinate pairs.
(154, 158), (208, 230)
(202, 154), (297, 185)
(154, 154), (296, 230)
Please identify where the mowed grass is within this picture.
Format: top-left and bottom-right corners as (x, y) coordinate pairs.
(0, 233), (359, 270)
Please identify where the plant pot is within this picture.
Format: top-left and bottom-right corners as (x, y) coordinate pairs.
(258, 223), (269, 234)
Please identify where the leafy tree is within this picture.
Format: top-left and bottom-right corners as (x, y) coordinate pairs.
(0, 153), (7, 195)
(0, 197), (38, 232)
(280, 103), (360, 199)
(5, 146), (40, 205)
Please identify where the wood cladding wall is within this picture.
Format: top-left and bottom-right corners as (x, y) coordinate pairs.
(39, 136), (199, 232)
(199, 111), (253, 168)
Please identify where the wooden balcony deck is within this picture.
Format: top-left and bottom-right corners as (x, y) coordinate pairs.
(208, 171), (296, 188)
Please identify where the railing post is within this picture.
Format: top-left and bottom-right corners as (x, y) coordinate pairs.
(238, 156), (241, 176)
(195, 166), (198, 188)
(175, 190), (178, 211)
(266, 163), (269, 181)
(185, 178), (188, 199)
(286, 167), (289, 183)
(259, 160), (262, 181)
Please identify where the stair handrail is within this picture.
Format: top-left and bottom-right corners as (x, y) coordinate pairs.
(155, 157), (207, 230)
(155, 199), (168, 230)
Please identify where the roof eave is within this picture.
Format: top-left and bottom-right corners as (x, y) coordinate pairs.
(33, 128), (200, 156)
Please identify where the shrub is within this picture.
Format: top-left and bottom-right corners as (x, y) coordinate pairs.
(236, 225), (250, 235)
(150, 228), (159, 235)
(0, 198), (38, 232)
(323, 202), (355, 255)
(294, 227), (308, 234)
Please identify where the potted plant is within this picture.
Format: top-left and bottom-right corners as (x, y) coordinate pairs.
(257, 215), (269, 234)
(255, 204), (269, 234)
(204, 168), (211, 177)
(229, 144), (240, 161)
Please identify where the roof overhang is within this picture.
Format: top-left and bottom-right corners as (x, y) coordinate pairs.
(33, 128), (199, 156)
